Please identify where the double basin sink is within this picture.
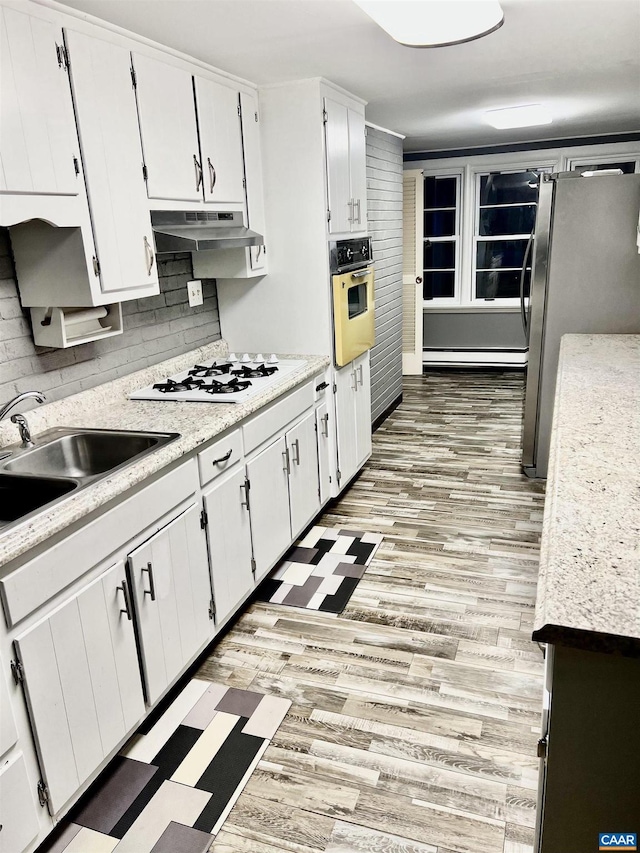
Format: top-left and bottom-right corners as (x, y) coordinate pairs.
(0, 428), (179, 530)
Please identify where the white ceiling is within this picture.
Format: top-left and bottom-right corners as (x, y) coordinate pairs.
(57, 0), (640, 152)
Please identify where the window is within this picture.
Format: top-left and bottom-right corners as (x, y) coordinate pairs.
(473, 168), (547, 301)
(422, 173), (461, 302)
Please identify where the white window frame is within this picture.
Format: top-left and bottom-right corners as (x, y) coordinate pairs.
(565, 153), (640, 173)
(421, 167), (464, 307)
(470, 164), (554, 308)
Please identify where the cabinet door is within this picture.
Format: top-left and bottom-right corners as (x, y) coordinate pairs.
(240, 90), (268, 273)
(286, 412), (320, 538)
(348, 108), (367, 233)
(65, 31), (159, 295)
(324, 97), (352, 235)
(128, 505), (212, 706)
(0, 6), (79, 195)
(354, 352), (372, 465)
(133, 53), (202, 201)
(0, 654), (18, 758)
(14, 561), (144, 814)
(246, 437), (291, 582)
(316, 402), (331, 505)
(0, 753), (40, 853)
(203, 467), (255, 626)
(334, 362), (359, 489)
(195, 77), (245, 205)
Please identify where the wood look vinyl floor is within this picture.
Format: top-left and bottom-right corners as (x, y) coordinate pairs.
(197, 371), (546, 853)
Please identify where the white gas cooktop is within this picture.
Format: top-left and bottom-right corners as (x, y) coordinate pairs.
(130, 354), (306, 403)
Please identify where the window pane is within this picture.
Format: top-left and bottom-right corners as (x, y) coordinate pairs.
(424, 240), (455, 269)
(479, 171), (540, 205)
(573, 161), (636, 174)
(424, 176), (457, 209)
(424, 209), (456, 237)
(479, 205), (536, 236)
(476, 239), (528, 270)
(424, 271), (455, 300)
(476, 269), (531, 300)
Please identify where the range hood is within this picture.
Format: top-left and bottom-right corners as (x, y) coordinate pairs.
(151, 211), (264, 253)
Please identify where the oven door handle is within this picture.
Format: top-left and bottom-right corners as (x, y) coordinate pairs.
(350, 269), (372, 279)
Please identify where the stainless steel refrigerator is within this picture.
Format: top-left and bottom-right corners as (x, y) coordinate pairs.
(521, 170), (640, 478)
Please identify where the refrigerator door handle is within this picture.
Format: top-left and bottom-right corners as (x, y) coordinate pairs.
(520, 232), (534, 341)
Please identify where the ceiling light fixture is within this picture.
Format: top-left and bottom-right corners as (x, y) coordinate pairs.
(485, 104), (553, 129)
(352, 0), (504, 48)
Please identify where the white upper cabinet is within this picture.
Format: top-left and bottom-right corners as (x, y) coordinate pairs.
(195, 76), (245, 205)
(65, 30), (159, 295)
(240, 89), (267, 273)
(0, 6), (79, 197)
(324, 96), (367, 234)
(132, 53), (202, 202)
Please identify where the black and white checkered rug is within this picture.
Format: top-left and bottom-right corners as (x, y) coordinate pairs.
(256, 526), (383, 614)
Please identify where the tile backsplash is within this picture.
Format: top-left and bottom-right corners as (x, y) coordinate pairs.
(0, 227), (221, 404)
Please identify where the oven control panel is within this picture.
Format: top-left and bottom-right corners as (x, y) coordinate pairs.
(329, 236), (373, 274)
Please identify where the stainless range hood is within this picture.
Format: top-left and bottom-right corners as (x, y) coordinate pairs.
(151, 211), (264, 253)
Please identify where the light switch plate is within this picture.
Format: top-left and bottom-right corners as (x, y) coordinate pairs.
(187, 279), (203, 307)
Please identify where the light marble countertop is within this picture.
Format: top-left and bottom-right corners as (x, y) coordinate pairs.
(0, 340), (329, 569)
(533, 334), (640, 656)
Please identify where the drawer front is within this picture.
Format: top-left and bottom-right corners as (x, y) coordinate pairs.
(198, 429), (242, 487)
(1, 459), (198, 627)
(243, 382), (314, 455)
(0, 753), (40, 853)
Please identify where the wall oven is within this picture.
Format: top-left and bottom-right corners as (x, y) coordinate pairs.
(329, 237), (375, 367)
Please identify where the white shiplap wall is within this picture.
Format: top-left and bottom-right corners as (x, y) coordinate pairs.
(366, 126), (403, 425)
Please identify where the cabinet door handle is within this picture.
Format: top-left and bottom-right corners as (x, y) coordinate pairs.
(291, 439), (300, 466)
(194, 154), (203, 190)
(117, 578), (133, 620)
(141, 561), (156, 601)
(282, 448), (290, 475)
(144, 236), (154, 276)
(351, 370), (358, 391)
(207, 158), (216, 193)
(347, 198), (354, 223)
(211, 448), (232, 465)
(355, 198), (361, 223)
(321, 413), (329, 437)
(358, 364), (364, 387)
(240, 478), (250, 511)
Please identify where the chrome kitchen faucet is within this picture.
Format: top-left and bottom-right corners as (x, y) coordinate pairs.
(0, 391), (46, 448)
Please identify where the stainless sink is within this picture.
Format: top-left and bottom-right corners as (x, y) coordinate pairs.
(0, 427), (179, 530)
(5, 430), (172, 479)
(0, 473), (79, 525)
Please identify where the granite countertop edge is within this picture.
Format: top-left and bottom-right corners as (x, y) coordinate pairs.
(532, 333), (640, 657)
(0, 341), (330, 569)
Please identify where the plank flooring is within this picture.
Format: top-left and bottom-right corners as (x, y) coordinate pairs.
(198, 371), (546, 853)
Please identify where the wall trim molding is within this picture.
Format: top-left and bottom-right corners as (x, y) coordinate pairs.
(404, 132), (640, 162)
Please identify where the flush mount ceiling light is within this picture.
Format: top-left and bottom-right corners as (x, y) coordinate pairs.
(485, 104), (553, 129)
(352, 0), (504, 48)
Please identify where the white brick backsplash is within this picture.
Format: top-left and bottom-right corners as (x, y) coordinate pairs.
(0, 230), (221, 403)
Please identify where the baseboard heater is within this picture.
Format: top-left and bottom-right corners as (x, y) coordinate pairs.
(422, 347), (528, 368)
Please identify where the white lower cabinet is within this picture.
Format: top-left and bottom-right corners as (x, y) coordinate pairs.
(334, 351), (372, 489)
(203, 467), (255, 626)
(286, 411), (320, 539)
(13, 560), (144, 814)
(0, 752), (40, 853)
(246, 436), (292, 582)
(128, 504), (212, 706)
(316, 401), (331, 504)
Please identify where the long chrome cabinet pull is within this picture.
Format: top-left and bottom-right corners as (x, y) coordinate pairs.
(208, 158), (216, 193)
(212, 448), (232, 465)
(358, 364), (364, 386)
(144, 236), (154, 276)
(351, 370), (358, 391)
(194, 154), (203, 190)
(141, 562), (156, 600)
(354, 198), (361, 223)
(282, 448), (291, 475)
(321, 413), (329, 437)
(240, 478), (250, 510)
(291, 439), (300, 466)
(347, 198), (354, 222)
(117, 578), (133, 620)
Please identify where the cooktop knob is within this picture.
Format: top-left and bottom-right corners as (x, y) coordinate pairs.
(254, 353), (265, 363)
(240, 353), (251, 363)
(268, 353), (279, 363)
(228, 352), (237, 362)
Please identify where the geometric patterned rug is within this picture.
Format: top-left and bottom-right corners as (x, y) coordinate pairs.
(256, 526), (383, 614)
(42, 679), (291, 853)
